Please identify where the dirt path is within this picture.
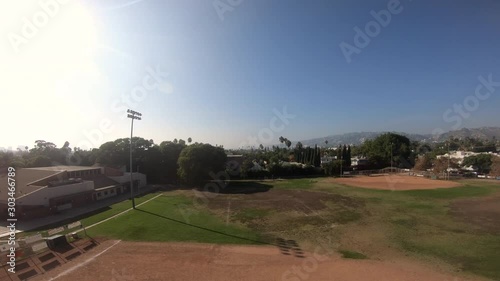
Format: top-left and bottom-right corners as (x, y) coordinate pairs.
(328, 175), (461, 190)
(32, 240), (487, 281)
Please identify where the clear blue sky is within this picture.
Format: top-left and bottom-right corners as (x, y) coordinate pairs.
(2, 0), (500, 150)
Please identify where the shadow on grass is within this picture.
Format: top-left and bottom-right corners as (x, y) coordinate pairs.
(135, 208), (273, 246)
(218, 181), (274, 194)
(162, 181), (274, 194)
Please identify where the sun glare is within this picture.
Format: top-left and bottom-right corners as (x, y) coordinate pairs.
(1, 1), (101, 146)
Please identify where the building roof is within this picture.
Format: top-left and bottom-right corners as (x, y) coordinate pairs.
(0, 166), (117, 202)
(0, 168), (61, 200)
(81, 174), (120, 189)
(24, 166), (101, 172)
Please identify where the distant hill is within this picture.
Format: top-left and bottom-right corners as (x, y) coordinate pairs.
(428, 127), (500, 142)
(299, 127), (500, 147)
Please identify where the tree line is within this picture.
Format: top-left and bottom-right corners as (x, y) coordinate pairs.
(2, 133), (499, 183)
(0, 138), (228, 185)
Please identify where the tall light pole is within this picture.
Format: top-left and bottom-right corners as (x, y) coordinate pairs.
(447, 142), (450, 180)
(127, 109), (142, 209)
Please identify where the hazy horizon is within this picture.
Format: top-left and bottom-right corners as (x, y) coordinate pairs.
(2, 0), (499, 150)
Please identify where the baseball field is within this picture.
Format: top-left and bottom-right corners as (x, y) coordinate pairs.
(22, 175), (500, 281)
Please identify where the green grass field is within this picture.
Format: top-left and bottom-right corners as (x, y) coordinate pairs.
(86, 193), (262, 244)
(34, 178), (500, 280)
(278, 178), (500, 280)
(22, 193), (161, 237)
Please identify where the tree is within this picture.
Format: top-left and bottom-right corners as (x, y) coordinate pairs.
(96, 137), (154, 171)
(361, 133), (412, 169)
(490, 156), (500, 176)
(25, 140), (68, 166)
(10, 156), (26, 168)
(336, 145), (342, 160)
(159, 140), (186, 181)
(69, 149), (98, 166)
(346, 145), (352, 167)
(97, 140), (128, 167)
(323, 160), (342, 176)
(416, 143), (432, 155)
(240, 159), (254, 178)
(295, 142), (303, 150)
(279, 136), (292, 149)
(341, 145), (347, 165)
(177, 143), (227, 185)
(414, 154), (432, 171)
(315, 145), (321, 167)
(30, 155), (52, 167)
(141, 145), (163, 183)
(188, 137), (192, 144)
(462, 154), (493, 174)
(432, 157), (459, 174)
(0, 151), (14, 168)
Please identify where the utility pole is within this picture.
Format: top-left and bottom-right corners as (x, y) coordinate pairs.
(127, 109), (142, 209)
(390, 142), (393, 173)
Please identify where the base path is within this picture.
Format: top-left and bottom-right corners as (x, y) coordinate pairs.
(32, 240), (485, 281)
(328, 175), (461, 190)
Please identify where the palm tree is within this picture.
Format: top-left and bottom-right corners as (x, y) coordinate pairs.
(296, 142), (303, 150)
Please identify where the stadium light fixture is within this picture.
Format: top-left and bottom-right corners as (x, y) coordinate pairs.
(127, 109), (142, 209)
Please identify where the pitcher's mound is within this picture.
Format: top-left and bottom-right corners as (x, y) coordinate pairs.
(328, 175), (461, 190)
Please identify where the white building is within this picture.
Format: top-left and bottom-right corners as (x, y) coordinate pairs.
(436, 151), (500, 165)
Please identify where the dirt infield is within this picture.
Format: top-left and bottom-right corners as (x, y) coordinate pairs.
(328, 175), (461, 190)
(32, 240), (484, 281)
